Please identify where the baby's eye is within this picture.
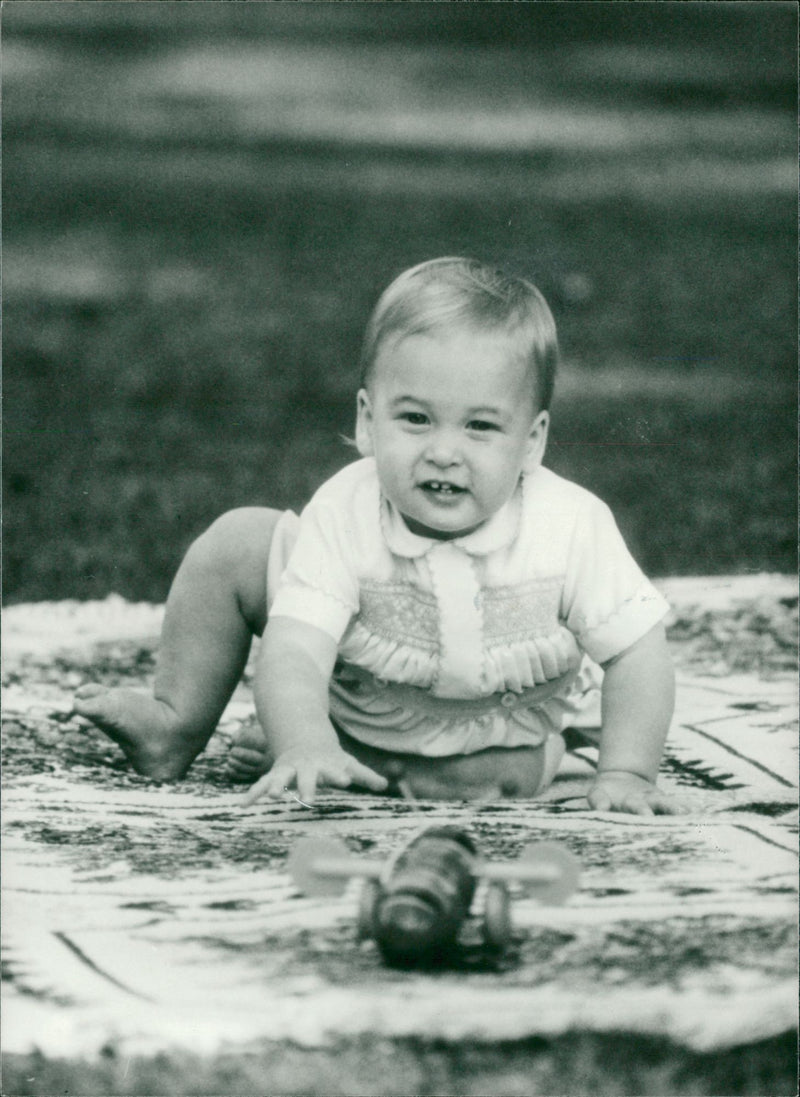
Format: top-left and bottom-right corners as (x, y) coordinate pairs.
(400, 412), (429, 426)
(467, 419), (500, 433)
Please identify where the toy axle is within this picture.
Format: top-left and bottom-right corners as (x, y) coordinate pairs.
(476, 860), (562, 884)
(310, 856), (562, 884)
(310, 857), (384, 880)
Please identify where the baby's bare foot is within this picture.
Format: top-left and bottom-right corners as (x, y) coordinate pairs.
(226, 724), (272, 783)
(73, 684), (202, 780)
(388, 747), (548, 801)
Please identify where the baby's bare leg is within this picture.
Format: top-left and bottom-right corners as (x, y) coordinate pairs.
(74, 508), (281, 779)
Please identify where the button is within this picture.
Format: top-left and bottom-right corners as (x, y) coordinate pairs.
(500, 692), (518, 708)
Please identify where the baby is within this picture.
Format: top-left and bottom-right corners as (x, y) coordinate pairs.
(75, 257), (681, 815)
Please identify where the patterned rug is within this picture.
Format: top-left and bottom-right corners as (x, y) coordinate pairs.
(2, 578), (797, 1060)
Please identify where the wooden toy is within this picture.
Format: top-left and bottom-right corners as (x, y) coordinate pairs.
(288, 825), (580, 966)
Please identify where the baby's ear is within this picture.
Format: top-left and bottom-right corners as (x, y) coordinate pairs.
(355, 389), (375, 457)
(522, 410), (550, 473)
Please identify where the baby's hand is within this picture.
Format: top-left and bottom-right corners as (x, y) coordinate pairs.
(587, 770), (689, 816)
(243, 744), (388, 807)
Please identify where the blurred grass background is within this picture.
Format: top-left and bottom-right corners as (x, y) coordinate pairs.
(3, 1), (797, 605)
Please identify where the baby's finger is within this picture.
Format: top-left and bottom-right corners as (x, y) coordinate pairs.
(319, 767), (355, 790)
(242, 779), (271, 806)
(243, 764), (294, 805)
(623, 793), (655, 817)
(586, 786), (612, 812)
(296, 768), (320, 807)
(347, 759), (389, 792)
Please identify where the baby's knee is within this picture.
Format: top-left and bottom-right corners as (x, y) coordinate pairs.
(188, 508), (282, 617)
(205, 507), (283, 554)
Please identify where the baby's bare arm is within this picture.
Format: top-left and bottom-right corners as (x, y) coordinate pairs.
(245, 617), (387, 805)
(589, 623), (685, 815)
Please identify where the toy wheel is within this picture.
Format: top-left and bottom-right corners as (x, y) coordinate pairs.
(518, 841), (580, 905)
(287, 836), (351, 897)
(356, 878), (382, 940)
(483, 882), (512, 949)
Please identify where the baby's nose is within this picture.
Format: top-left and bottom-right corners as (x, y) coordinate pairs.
(425, 432), (462, 466)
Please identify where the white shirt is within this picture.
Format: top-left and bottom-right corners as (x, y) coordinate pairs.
(267, 458), (669, 755)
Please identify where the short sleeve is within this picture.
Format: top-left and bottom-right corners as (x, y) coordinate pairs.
(269, 496), (360, 643)
(561, 496), (670, 664)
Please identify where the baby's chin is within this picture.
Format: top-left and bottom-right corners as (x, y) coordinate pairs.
(400, 511), (486, 541)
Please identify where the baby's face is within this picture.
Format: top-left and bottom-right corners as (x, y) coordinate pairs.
(356, 327), (549, 539)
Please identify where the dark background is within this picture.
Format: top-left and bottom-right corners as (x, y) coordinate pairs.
(3, 1), (797, 605)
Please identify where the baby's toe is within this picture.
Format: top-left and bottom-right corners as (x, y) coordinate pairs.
(75, 683), (105, 701)
(226, 747), (270, 782)
(230, 746), (269, 766)
(73, 686), (112, 718)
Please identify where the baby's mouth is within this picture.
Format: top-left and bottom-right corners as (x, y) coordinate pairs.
(420, 480), (467, 497)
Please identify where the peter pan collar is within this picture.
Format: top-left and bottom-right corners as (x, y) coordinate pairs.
(381, 480), (523, 558)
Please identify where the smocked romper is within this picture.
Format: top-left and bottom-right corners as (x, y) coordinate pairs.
(266, 458), (670, 787)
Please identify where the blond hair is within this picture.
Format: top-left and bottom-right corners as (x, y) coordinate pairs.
(360, 257), (559, 410)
